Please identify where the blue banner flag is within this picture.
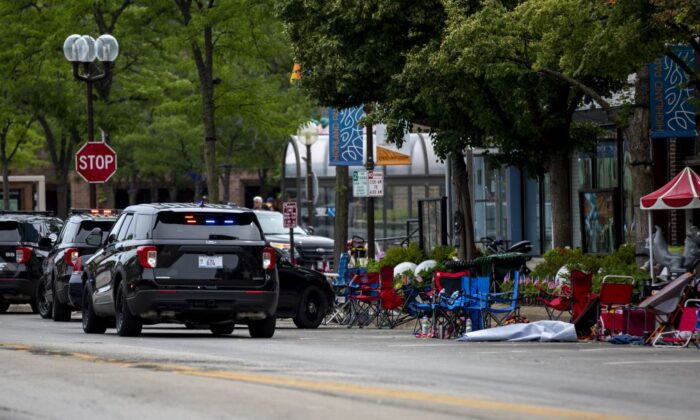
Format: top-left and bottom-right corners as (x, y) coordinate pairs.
(328, 106), (364, 166)
(650, 46), (696, 139)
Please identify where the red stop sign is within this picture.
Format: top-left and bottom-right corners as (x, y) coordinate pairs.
(75, 142), (118, 183)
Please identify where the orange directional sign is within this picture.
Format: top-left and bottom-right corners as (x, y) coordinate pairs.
(376, 146), (410, 165)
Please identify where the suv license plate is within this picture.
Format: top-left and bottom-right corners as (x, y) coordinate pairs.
(199, 256), (223, 268)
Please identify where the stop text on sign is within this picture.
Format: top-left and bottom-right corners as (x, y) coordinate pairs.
(75, 142), (118, 183)
(77, 154), (115, 170)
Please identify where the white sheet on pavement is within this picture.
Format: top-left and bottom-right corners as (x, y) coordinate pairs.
(458, 320), (578, 342)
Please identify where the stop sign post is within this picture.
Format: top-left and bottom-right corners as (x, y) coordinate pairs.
(75, 142), (118, 183)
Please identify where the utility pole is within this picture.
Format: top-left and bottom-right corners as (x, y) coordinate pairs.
(365, 106), (375, 259)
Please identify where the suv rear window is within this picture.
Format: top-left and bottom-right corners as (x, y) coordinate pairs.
(0, 221), (21, 242)
(152, 212), (262, 241)
(77, 221), (115, 243)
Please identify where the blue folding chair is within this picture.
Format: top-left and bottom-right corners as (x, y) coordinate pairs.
(481, 271), (521, 327)
(324, 253), (352, 325)
(464, 275), (490, 331)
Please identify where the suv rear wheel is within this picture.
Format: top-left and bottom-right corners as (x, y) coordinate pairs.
(82, 283), (107, 334)
(248, 316), (276, 338)
(0, 300), (9, 313)
(37, 278), (52, 319)
(52, 281), (72, 322)
(115, 284), (142, 337)
(210, 322), (235, 335)
(293, 286), (328, 329)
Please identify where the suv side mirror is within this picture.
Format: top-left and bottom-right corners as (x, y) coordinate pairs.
(305, 226), (314, 235)
(38, 237), (53, 249)
(85, 228), (103, 247)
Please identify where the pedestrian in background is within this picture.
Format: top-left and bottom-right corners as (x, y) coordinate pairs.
(253, 196), (264, 210)
(266, 197), (276, 211)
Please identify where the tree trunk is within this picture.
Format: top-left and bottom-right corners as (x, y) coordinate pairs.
(625, 65), (653, 263)
(2, 164), (9, 211)
(452, 152), (476, 260)
(333, 166), (349, 270)
(221, 167), (231, 203)
(56, 173), (69, 219)
(193, 25), (218, 202)
(549, 150), (573, 247)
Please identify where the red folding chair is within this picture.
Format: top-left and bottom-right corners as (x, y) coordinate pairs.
(377, 266), (405, 329)
(597, 275), (637, 338)
(653, 299), (700, 347)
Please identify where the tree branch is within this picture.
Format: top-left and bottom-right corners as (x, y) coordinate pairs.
(536, 67), (617, 121)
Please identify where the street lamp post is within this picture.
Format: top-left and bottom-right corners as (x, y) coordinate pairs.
(297, 123), (318, 229)
(63, 34), (119, 208)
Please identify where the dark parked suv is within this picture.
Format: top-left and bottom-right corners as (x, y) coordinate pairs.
(0, 212), (62, 313)
(38, 209), (118, 321)
(81, 203), (279, 337)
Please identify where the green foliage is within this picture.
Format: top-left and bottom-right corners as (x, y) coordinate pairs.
(379, 243), (426, 268)
(531, 244), (647, 293)
(365, 258), (380, 274)
(429, 245), (457, 264)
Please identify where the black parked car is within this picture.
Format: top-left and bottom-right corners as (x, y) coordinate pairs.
(0, 212), (62, 313)
(275, 249), (334, 328)
(38, 209), (118, 321)
(81, 203), (279, 337)
(254, 210), (334, 271)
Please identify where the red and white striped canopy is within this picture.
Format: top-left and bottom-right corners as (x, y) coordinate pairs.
(640, 167), (700, 210)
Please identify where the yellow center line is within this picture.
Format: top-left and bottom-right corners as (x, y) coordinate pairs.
(0, 343), (625, 419)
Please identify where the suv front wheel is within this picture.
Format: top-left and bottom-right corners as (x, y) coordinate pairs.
(115, 284), (142, 337)
(248, 316), (276, 338)
(36, 278), (52, 319)
(82, 282), (107, 334)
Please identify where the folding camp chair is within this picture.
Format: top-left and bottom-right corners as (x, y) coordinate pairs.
(324, 253), (353, 325)
(346, 271), (381, 328)
(481, 271), (521, 327)
(597, 275), (637, 338)
(377, 266), (406, 329)
(539, 270), (593, 321)
(432, 271), (469, 339)
(639, 272), (696, 345)
(464, 275), (491, 331)
(653, 299), (700, 347)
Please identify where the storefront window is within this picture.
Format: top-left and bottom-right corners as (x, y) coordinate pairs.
(473, 156), (508, 241)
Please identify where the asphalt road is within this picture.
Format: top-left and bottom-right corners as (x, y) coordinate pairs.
(0, 305), (698, 420)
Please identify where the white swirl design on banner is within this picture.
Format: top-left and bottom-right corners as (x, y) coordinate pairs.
(663, 49), (695, 133)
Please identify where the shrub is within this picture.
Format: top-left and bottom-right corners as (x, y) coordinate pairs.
(429, 245), (456, 264)
(379, 243), (425, 267)
(530, 244), (647, 294)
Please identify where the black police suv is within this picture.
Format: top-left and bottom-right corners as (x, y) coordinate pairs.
(0, 212), (62, 313)
(38, 209), (118, 321)
(274, 249), (334, 328)
(81, 203), (279, 337)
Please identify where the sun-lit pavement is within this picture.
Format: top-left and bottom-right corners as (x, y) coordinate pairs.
(1, 305), (697, 419)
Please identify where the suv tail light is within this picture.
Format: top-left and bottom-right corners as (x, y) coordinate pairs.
(64, 248), (79, 266)
(16, 247), (32, 264)
(262, 247), (275, 270)
(137, 246), (157, 268)
(73, 256), (83, 273)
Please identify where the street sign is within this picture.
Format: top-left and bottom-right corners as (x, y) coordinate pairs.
(75, 142), (118, 183)
(352, 170), (369, 197)
(283, 202), (298, 228)
(368, 171), (384, 197)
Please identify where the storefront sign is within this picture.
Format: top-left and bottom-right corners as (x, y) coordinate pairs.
(650, 46), (696, 139)
(328, 106), (364, 166)
(352, 170), (368, 197)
